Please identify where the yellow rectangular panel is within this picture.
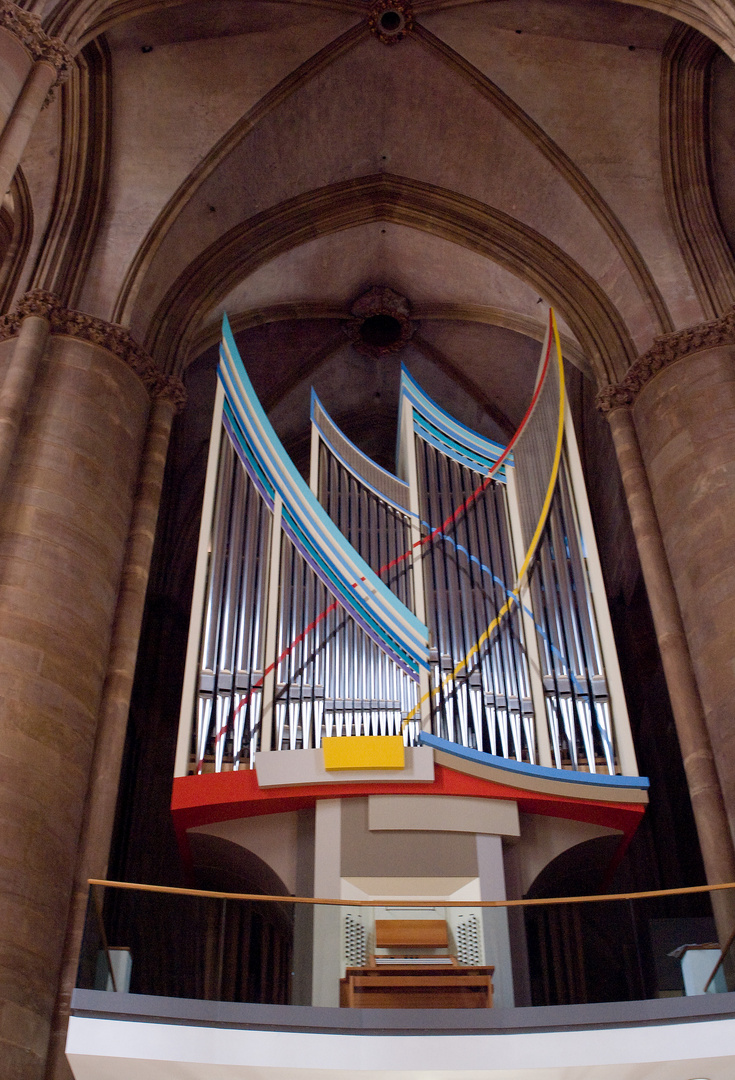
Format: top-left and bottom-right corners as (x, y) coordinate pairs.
(322, 735), (405, 771)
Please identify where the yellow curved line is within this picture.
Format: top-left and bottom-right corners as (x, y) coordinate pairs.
(404, 310), (566, 726)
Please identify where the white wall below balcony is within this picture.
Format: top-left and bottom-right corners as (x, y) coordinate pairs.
(66, 1008), (735, 1080)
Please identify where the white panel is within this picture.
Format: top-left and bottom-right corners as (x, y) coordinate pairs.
(341, 877), (480, 901)
(342, 909), (368, 969)
(255, 746), (434, 787)
(175, 380), (225, 777)
(563, 402), (638, 776)
(368, 794), (520, 837)
(451, 911), (483, 965)
(66, 1014), (735, 1079)
(681, 948), (727, 995)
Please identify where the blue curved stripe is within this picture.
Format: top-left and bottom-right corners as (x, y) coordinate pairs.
(222, 374), (424, 676)
(280, 518), (417, 673)
(414, 416), (504, 476)
(222, 383), (424, 676)
(419, 732), (649, 790)
(400, 365), (511, 476)
(218, 316), (429, 678)
(280, 505), (418, 672)
(223, 402), (274, 504)
(220, 324), (420, 638)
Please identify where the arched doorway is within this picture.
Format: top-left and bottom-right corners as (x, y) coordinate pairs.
(102, 834), (293, 1004)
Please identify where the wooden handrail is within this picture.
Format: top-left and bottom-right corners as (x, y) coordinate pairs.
(87, 877), (735, 909)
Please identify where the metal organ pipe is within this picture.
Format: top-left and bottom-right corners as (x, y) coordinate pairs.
(184, 344), (629, 779)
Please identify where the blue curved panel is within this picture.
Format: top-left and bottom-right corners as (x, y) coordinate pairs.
(399, 365), (511, 478)
(219, 316), (429, 679)
(419, 733), (649, 791)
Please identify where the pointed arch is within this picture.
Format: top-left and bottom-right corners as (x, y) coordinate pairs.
(660, 23), (735, 318)
(111, 20), (367, 326)
(112, 18), (673, 346)
(30, 36), (112, 306)
(414, 24), (673, 336)
(43, 0), (735, 62)
(0, 167), (33, 313)
(144, 173), (636, 385)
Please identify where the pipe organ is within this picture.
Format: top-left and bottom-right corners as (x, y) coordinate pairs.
(175, 313), (635, 781)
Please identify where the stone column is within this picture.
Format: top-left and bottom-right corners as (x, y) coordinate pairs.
(599, 390), (735, 940)
(0, 292), (54, 496)
(0, 5), (72, 197)
(44, 385), (184, 1080)
(0, 298), (181, 1080)
(600, 306), (735, 937)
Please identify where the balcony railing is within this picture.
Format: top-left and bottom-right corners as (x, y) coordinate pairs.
(78, 879), (735, 1010)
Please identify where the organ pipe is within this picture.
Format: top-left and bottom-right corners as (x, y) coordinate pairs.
(175, 315), (635, 780)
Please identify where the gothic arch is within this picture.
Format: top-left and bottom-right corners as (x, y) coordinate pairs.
(110, 20), (367, 327)
(41, 0), (735, 60)
(415, 24), (673, 336)
(414, 0), (735, 60)
(660, 23), (735, 318)
(187, 303), (589, 376)
(44, 0), (363, 47)
(29, 35), (111, 307)
(110, 18), (672, 344)
(0, 167), (32, 313)
(143, 173), (636, 385)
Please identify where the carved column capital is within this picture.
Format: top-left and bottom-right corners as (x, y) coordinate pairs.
(15, 287), (59, 318)
(597, 304), (735, 414)
(0, 1), (74, 84)
(0, 311), (18, 340)
(149, 372), (187, 410)
(595, 384), (636, 415)
(0, 293), (187, 411)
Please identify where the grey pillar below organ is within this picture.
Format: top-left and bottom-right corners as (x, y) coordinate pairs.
(292, 809), (315, 1006)
(311, 799), (342, 1007)
(476, 833), (514, 1009)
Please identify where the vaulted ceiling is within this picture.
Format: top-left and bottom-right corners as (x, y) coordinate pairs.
(7, 0), (735, 477)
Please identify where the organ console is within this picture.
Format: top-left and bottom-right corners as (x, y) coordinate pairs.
(339, 920), (494, 1009)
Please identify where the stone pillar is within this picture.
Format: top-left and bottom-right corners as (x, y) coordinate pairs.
(0, 5), (72, 197)
(600, 394), (735, 940)
(0, 292), (54, 496)
(0, 298), (182, 1080)
(43, 386), (183, 1080)
(598, 308), (735, 939)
